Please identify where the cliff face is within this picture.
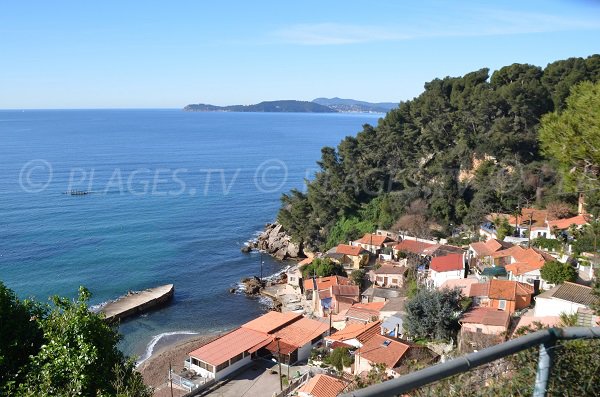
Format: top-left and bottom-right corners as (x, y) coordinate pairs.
(250, 223), (305, 260)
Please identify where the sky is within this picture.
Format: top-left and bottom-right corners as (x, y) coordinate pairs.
(0, 0), (599, 109)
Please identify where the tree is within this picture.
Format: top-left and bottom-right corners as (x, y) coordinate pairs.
(0, 282), (46, 392)
(540, 80), (600, 192)
(301, 258), (347, 278)
(546, 201), (575, 220)
(540, 260), (577, 285)
(325, 347), (354, 371)
(7, 286), (152, 397)
(404, 288), (463, 341)
(494, 217), (514, 241)
(350, 269), (365, 287)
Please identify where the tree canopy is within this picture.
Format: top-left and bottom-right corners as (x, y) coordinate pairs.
(540, 261), (577, 285)
(277, 55), (600, 250)
(301, 258), (347, 278)
(404, 288), (463, 341)
(0, 282), (152, 397)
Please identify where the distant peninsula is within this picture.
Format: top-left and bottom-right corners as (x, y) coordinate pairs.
(183, 98), (398, 113)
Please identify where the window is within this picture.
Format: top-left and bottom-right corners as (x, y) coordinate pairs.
(498, 300), (507, 310)
(476, 327), (483, 333)
(289, 277), (295, 282)
(206, 364), (214, 373)
(377, 276), (384, 282)
(216, 361), (229, 372)
(230, 352), (244, 365)
(392, 278), (398, 284)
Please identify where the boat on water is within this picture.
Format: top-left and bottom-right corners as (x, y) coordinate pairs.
(65, 190), (91, 196)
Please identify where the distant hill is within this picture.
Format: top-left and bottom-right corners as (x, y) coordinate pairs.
(184, 100), (336, 113)
(312, 97), (398, 113)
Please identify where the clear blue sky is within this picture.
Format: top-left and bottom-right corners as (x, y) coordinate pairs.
(1, 0), (599, 109)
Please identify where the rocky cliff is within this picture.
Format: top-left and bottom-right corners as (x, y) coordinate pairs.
(245, 223), (305, 260)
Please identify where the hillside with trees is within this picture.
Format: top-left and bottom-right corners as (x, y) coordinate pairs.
(277, 55), (600, 250)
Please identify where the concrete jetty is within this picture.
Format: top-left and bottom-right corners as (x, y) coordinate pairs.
(100, 284), (174, 321)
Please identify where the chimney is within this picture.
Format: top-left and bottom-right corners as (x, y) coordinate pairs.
(394, 324), (400, 338)
(578, 193), (587, 215)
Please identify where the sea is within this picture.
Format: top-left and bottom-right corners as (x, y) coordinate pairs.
(0, 109), (380, 361)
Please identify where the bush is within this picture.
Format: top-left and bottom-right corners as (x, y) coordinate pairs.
(540, 260), (577, 284)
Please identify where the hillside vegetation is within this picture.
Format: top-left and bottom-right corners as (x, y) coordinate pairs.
(277, 55), (600, 250)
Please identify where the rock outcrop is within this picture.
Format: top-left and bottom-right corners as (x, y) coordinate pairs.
(248, 223), (305, 260)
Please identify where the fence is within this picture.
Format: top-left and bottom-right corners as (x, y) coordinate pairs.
(340, 327), (600, 397)
(272, 371), (311, 397)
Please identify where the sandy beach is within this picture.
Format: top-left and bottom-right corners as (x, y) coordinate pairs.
(137, 333), (221, 389)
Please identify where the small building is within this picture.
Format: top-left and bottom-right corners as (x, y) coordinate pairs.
(315, 284), (361, 317)
(354, 334), (437, 377)
(487, 279), (533, 314)
(352, 233), (395, 255)
(373, 264), (407, 288)
(297, 374), (349, 397)
(361, 286), (403, 303)
(534, 282), (600, 325)
(459, 307), (510, 351)
(325, 321), (381, 349)
(326, 244), (370, 271)
(440, 278), (480, 296)
(286, 265), (303, 290)
(393, 239), (435, 257)
(345, 302), (385, 325)
(428, 253), (466, 288)
(303, 275), (350, 300)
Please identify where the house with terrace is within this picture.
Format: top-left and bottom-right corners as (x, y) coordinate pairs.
(372, 263), (408, 288)
(534, 282), (600, 326)
(459, 307), (511, 352)
(468, 239), (513, 273)
(186, 311), (329, 380)
(325, 244), (370, 271)
(313, 284), (361, 317)
(345, 302), (385, 325)
(351, 233), (396, 255)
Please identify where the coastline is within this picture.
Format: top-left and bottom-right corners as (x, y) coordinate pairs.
(137, 332), (222, 389)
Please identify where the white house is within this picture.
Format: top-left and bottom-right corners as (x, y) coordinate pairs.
(534, 282), (599, 324)
(429, 253), (466, 288)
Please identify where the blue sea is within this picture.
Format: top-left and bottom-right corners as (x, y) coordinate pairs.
(0, 109), (379, 360)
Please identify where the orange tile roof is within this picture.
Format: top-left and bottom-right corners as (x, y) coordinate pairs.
(326, 321), (381, 342)
(467, 282), (490, 297)
(335, 244), (368, 256)
(470, 239), (513, 257)
(304, 275), (350, 291)
(488, 279), (533, 301)
(374, 265), (407, 275)
(430, 253), (464, 272)
(460, 307), (510, 327)
(491, 245), (525, 259)
(547, 215), (590, 230)
(297, 374), (348, 397)
(298, 256), (314, 266)
(357, 334), (410, 369)
(440, 278), (480, 295)
(355, 233), (392, 246)
(331, 285), (360, 298)
(242, 311), (302, 334)
(504, 247), (554, 275)
(393, 240), (435, 255)
(352, 302), (386, 311)
(272, 317), (330, 348)
(189, 327), (271, 366)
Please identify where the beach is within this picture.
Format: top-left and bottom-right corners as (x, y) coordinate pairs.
(137, 333), (221, 389)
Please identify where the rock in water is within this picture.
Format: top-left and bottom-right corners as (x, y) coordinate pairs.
(241, 245), (252, 253)
(251, 222), (306, 260)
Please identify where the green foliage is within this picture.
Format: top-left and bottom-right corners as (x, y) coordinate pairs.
(350, 269), (366, 287)
(0, 284), (152, 397)
(540, 260), (577, 284)
(571, 221), (600, 255)
(404, 288), (463, 341)
(278, 55), (600, 249)
(406, 279), (418, 299)
(352, 363), (388, 389)
(494, 218), (514, 241)
(0, 282), (46, 391)
(540, 80), (600, 192)
(301, 258), (347, 278)
(532, 237), (563, 252)
(324, 347), (354, 371)
(325, 217), (376, 249)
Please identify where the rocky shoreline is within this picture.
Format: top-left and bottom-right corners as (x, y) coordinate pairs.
(242, 223), (305, 260)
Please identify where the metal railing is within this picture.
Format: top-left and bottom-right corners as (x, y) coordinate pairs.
(340, 327), (600, 397)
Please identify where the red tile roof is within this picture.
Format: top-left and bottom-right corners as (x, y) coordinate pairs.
(430, 253), (464, 272)
(297, 374), (348, 397)
(355, 233), (392, 246)
(357, 334), (410, 369)
(460, 307), (510, 327)
(304, 275), (350, 291)
(331, 285), (360, 298)
(242, 311), (302, 334)
(393, 240), (435, 255)
(189, 327), (271, 366)
(488, 279), (533, 301)
(271, 317), (330, 348)
(335, 244), (368, 256)
(374, 265), (407, 275)
(470, 239), (513, 257)
(504, 248), (554, 275)
(547, 215), (590, 230)
(326, 321), (381, 342)
(467, 282), (490, 297)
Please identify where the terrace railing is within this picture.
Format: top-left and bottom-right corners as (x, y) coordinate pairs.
(340, 327), (600, 397)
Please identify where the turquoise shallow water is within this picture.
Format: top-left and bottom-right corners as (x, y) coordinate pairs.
(0, 109), (379, 359)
